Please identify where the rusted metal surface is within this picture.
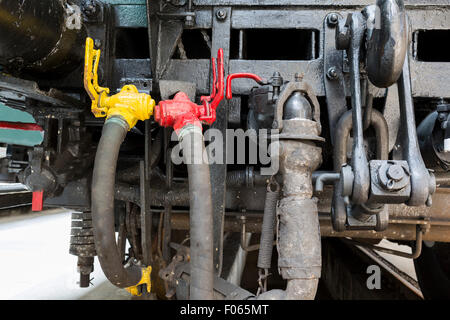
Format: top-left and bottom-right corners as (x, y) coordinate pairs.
(2, 0), (450, 299)
(167, 211), (450, 242)
(341, 225), (424, 259)
(321, 219), (450, 242)
(318, 186), (450, 219)
(114, 182), (190, 207)
(115, 181), (450, 243)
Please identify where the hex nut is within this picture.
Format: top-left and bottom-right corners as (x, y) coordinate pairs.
(327, 13), (339, 27)
(216, 9), (227, 20)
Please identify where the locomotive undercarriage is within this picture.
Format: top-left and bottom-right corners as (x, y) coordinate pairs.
(1, 0), (450, 299)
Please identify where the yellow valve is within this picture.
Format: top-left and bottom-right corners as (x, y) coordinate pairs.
(83, 37), (155, 129)
(102, 85), (155, 129)
(125, 266), (152, 296)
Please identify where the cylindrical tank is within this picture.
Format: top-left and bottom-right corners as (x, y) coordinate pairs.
(0, 0), (86, 75)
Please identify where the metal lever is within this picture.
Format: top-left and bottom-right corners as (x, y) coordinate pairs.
(397, 56), (436, 206)
(83, 37), (110, 118)
(329, 1), (435, 232)
(226, 73), (266, 100)
(199, 48), (225, 124)
(83, 37), (156, 130)
(339, 13), (371, 205)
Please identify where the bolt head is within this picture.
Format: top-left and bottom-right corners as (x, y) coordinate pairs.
(272, 120), (278, 129)
(185, 15), (195, 27)
(326, 67), (338, 80)
(438, 112), (448, 122)
(327, 13), (339, 27)
(387, 164), (404, 181)
(216, 9), (227, 20)
(83, 1), (98, 17)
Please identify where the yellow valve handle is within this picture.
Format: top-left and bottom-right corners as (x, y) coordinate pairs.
(83, 37), (155, 129)
(84, 37), (110, 117)
(125, 266), (152, 296)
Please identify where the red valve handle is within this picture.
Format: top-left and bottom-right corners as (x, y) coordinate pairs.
(200, 48), (224, 113)
(154, 49), (225, 132)
(226, 73), (265, 100)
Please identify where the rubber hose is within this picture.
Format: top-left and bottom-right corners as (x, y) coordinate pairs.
(91, 117), (142, 288)
(179, 126), (214, 300)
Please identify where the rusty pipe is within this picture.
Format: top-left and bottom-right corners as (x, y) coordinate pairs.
(341, 225), (423, 259)
(257, 90), (323, 300)
(167, 211), (450, 242)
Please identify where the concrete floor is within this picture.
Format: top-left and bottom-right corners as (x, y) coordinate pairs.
(0, 208), (130, 300)
(377, 240), (418, 281)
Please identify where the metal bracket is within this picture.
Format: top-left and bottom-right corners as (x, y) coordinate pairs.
(323, 12), (348, 145)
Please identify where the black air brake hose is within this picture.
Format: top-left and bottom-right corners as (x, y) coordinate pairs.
(92, 116), (214, 299)
(91, 117), (142, 288)
(179, 125), (215, 300)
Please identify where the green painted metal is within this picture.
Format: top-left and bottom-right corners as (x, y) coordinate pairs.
(0, 104), (35, 123)
(0, 103), (43, 147)
(101, 0), (148, 28)
(115, 5), (148, 28)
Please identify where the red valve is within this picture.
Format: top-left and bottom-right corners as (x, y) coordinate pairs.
(226, 73), (265, 100)
(154, 49), (224, 132)
(32, 190), (44, 212)
(154, 91), (204, 132)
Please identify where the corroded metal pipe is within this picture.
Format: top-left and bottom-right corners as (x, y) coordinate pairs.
(258, 89), (323, 300)
(167, 211), (450, 243)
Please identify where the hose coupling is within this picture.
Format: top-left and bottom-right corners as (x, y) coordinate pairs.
(154, 48), (224, 133)
(84, 37), (155, 129)
(125, 266), (152, 296)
